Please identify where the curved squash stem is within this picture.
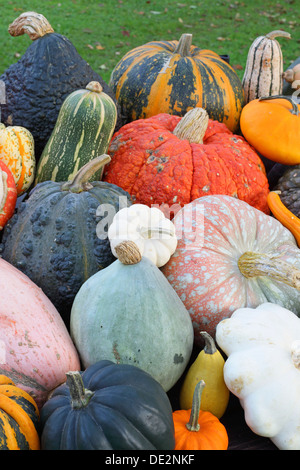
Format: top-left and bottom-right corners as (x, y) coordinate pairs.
(267, 191), (300, 247)
(174, 33), (193, 57)
(9, 11), (54, 40)
(66, 371), (94, 409)
(186, 380), (206, 432)
(259, 95), (299, 116)
(61, 154), (111, 193)
(265, 30), (291, 40)
(200, 331), (217, 355)
(238, 251), (300, 290)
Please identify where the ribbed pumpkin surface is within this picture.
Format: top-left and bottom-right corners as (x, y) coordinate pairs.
(35, 82), (117, 184)
(110, 34), (244, 132)
(103, 113), (269, 214)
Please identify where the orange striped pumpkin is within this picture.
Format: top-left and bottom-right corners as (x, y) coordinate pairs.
(109, 33), (245, 132)
(0, 375), (40, 450)
(0, 123), (35, 195)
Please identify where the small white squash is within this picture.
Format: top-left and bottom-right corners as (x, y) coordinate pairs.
(107, 204), (177, 267)
(216, 302), (300, 450)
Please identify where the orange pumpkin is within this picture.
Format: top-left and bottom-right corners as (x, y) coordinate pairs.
(0, 123), (35, 195)
(109, 33), (244, 133)
(172, 380), (228, 450)
(104, 108), (269, 216)
(0, 160), (17, 230)
(240, 95), (300, 165)
(0, 375), (40, 450)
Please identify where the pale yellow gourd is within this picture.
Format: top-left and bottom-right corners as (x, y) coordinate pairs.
(179, 331), (229, 419)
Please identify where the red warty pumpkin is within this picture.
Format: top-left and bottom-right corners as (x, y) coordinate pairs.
(103, 108), (269, 216)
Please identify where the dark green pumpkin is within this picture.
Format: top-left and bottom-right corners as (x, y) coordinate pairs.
(283, 57), (300, 96)
(0, 11), (123, 161)
(35, 81), (117, 184)
(0, 155), (131, 326)
(109, 33), (244, 132)
(274, 164), (300, 217)
(40, 360), (175, 450)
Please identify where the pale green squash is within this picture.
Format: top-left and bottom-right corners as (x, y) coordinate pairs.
(70, 241), (194, 392)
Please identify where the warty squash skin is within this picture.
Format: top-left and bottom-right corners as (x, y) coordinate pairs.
(0, 155), (132, 326)
(162, 194), (300, 342)
(70, 241), (194, 392)
(0, 12), (123, 160)
(109, 33), (244, 132)
(104, 108), (270, 215)
(0, 257), (80, 409)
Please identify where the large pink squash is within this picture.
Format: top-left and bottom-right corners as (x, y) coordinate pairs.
(0, 258), (80, 408)
(162, 195), (300, 343)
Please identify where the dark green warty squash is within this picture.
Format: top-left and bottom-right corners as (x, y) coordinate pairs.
(274, 165), (300, 217)
(0, 12), (123, 161)
(40, 360), (175, 450)
(0, 155), (131, 326)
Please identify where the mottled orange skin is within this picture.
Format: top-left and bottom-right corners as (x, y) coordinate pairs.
(0, 161), (17, 230)
(103, 113), (269, 216)
(172, 408), (228, 450)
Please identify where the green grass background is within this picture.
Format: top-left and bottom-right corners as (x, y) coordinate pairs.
(0, 0), (299, 84)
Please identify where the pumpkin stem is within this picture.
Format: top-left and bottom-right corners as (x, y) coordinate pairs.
(265, 30), (291, 41)
(115, 240), (142, 265)
(174, 33), (193, 57)
(238, 251), (300, 290)
(66, 371), (95, 409)
(173, 108), (209, 144)
(8, 12), (54, 40)
(61, 154), (111, 193)
(186, 380), (206, 432)
(200, 331), (217, 355)
(86, 81), (103, 94)
(291, 340), (300, 369)
(259, 95), (299, 116)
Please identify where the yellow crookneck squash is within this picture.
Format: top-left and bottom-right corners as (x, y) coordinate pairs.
(180, 331), (229, 419)
(0, 123), (35, 195)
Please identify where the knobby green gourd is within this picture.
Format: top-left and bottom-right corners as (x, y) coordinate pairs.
(70, 240), (194, 392)
(0, 155), (131, 327)
(35, 81), (117, 184)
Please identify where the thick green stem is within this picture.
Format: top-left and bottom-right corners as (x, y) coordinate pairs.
(186, 380), (205, 432)
(61, 154), (111, 193)
(259, 95), (299, 116)
(66, 371), (94, 409)
(174, 33), (192, 57)
(238, 251), (300, 290)
(200, 331), (217, 355)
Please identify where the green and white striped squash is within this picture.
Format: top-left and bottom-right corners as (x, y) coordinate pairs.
(242, 30), (291, 103)
(35, 81), (117, 184)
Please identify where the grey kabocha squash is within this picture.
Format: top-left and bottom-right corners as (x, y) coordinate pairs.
(0, 155), (132, 327)
(0, 12), (124, 161)
(70, 240), (194, 392)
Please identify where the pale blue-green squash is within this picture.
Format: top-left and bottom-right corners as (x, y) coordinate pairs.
(70, 241), (194, 392)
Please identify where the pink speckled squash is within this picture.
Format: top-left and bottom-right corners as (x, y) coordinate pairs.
(0, 257), (80, 408)
(162, 195), (300, 343)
